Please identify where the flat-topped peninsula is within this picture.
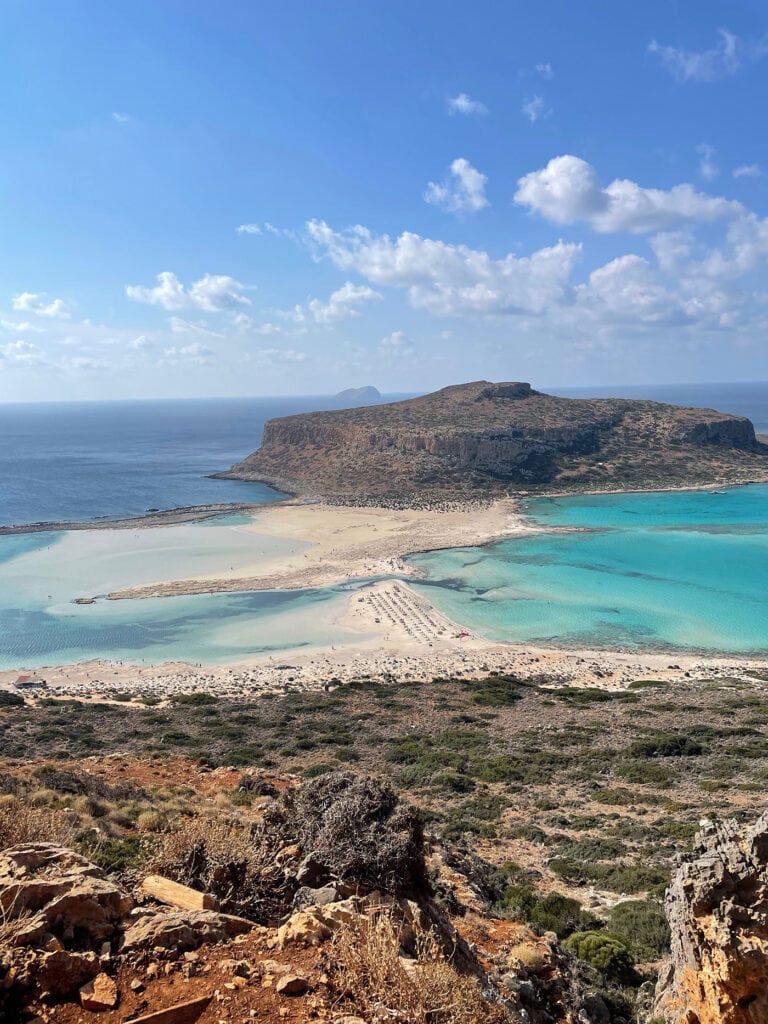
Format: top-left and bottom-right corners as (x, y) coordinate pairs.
(224, 380), (768, 501)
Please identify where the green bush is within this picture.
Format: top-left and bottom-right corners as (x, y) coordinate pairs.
(529, 892), (600, 939)
(607, 900), (670, 961)
(628, 733), (704, 758)
(550, 858), (669, 894)
(0, 692), (24, 708)
(170, 692), (219, 706)
(564, 931), (638, 985)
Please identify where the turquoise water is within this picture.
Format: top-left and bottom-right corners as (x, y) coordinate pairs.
(0, 520), (368, 669)
(408, 484), (768, 656)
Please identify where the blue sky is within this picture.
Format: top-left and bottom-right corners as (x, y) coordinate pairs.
(2, 0), (768, 400)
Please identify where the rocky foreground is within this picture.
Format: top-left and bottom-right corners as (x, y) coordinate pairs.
(224, 381), (768, 501)
(3, 760), (768, 1024)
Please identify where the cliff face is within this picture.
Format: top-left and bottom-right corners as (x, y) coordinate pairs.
(226, 380), (766, 500)
(655, 812), (768, 1024)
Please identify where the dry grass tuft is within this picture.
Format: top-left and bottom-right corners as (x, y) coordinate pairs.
(329, 915), (508, 1024)
(150, 814), (290, 922)
(0, 797), (75, 848)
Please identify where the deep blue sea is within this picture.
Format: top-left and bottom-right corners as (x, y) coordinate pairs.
(0, 383), (766, 667)
(0, 395), (405, 527)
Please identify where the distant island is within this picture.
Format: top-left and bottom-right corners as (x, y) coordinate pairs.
(224, 380), (768, 502)
(333, 385), (382, 406)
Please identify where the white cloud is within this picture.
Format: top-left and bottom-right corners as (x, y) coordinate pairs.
(126, 272), (252, 312)
(236, 223), (262, 235)
(167, 316), (224, 337)
(306, 219), (581, 316)
(733, 163), (763, 179)
(648, 29), (767, 82)
(307, 281), (382, 323)
(12, 292), (70, 318)
(0, 340), (45, 367)
(251, 348), (307, 365)
(128, 335), (154, 351)
(161, 342), (215, 365)
(579, 255), (686, 325)
(447, 92), (488, 116)
(112, 112), (131, 123)
(515, 154), (743, 233)
(650, 231), (693, 273)
(535, 62), (553, 79)
(697, 143), (719, 181)
(424, 158), (489, 214)
(379, 330), (415, 358)
(521, 95), (550, 123)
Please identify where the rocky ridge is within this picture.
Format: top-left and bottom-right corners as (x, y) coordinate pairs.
(224, 380), (768, 501)
(655, 811), (768, 1024)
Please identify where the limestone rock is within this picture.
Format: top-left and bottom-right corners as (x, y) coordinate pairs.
(120, 909), (252, 954)
(0, 843), (132, 946)
(80, 972), (119, 1010)
(655, 810), (768, 1023)
(275, 973), (309, 996)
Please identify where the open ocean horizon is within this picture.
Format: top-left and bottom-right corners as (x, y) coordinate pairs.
(0, 381), (766, 666)
(1, 381), (766, 528)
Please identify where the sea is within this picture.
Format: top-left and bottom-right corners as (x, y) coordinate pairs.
(0, 382), (767, 668)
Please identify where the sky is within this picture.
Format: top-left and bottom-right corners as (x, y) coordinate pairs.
(2, 0), (768, 401)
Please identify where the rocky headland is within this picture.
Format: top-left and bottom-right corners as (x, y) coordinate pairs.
(222, 380), (768, 502)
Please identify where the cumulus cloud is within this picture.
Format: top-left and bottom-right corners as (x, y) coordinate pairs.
(521, 95), (550, 123)
(697, 143), (719, 181)
(649, 29), (767, 82)
(236, 223), (262, 235)
(161, 342), (214, 365)
(733, 163), (763, 179)
(447, 92), (488, 116)
(578, 255), (687, 325)
(379, 330), (415, 358)
(307, 282), (382, 323)
(126, 272), (252, 312)
(306, 218), (581, 316)
(12, 292), (69, 318)
(424, 158), (489, 214)
(514, 154), (743, 233)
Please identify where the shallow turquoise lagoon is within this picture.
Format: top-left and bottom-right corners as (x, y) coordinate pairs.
(0, 519), (367, 669)
(408, 484), (768, 656)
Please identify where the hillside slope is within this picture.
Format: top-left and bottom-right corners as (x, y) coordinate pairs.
(225, 381), (768, 501)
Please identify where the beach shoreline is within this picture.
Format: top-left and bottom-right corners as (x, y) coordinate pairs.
(2, 575), (767, 701)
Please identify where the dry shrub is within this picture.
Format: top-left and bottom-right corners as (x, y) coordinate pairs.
(329, 915), (508, 1024)
(0, 798), (74, 848)
(150, 814), (290, 922)
(271, 771), (428, 896)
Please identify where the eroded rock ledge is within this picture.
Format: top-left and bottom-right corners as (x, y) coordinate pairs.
(655, 811), (768, 1024)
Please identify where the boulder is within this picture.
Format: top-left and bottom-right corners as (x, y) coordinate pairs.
(275, 973), (309, 996)
(80, 972), (119, 1010)
(0, 843), (132, 946)
(120, 910), (252, 954)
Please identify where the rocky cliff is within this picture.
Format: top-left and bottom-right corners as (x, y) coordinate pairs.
(225, 380), (768, 501)
(655, 811), (768, 1024)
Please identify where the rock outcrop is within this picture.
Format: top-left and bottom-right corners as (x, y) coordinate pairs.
(224, 380), (768, 501)
(655, 811), (768, 1023)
